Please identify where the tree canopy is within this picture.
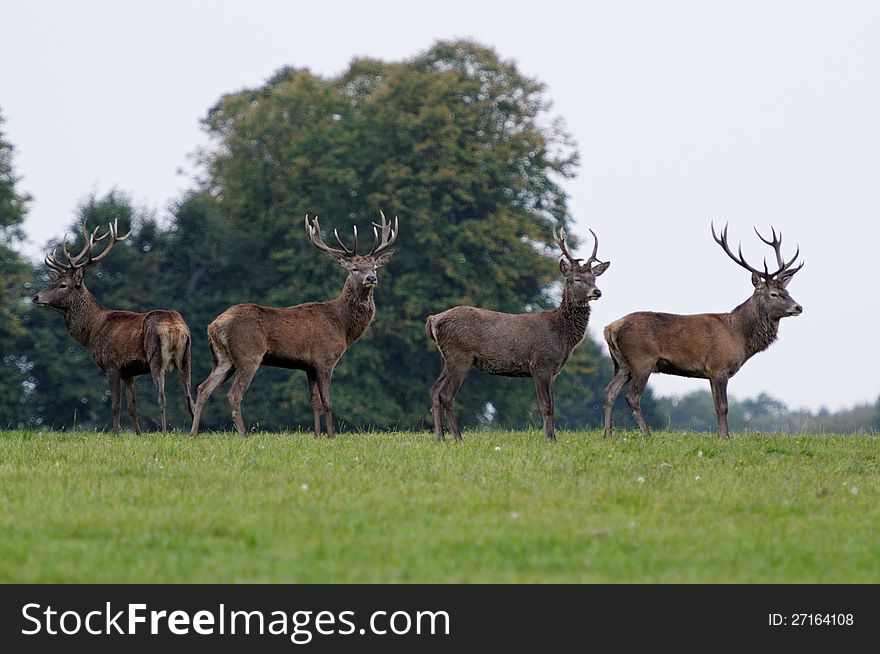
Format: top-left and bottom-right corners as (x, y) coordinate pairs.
(0, 109), (34, 424)
(1, 42), (667, 433)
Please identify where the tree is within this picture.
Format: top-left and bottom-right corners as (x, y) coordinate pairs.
(189, 39), (640, 432)
(0, 109), (33, 426)
(4, 42), (669, 434)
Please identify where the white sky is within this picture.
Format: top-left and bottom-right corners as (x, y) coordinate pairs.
(2, 0), (878, 411)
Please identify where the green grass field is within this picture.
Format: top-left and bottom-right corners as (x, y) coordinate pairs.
(0, 429), (877, 583)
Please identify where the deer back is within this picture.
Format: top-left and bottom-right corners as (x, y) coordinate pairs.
(428, 306), (571, 377)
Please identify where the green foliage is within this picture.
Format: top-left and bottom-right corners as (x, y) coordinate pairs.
(1, 430), (877, 582)
(190, 39), (619, 432)
(0, 109), (33, 425)
(0, 110), (31, 236)
(659, 390), (878, 434)
(0, 42), (671, 433)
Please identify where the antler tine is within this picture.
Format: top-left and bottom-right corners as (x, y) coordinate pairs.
(586, 228), (601, 264)
(552, 226), (582, 265)
(368, 210), (398, 257)
(754, 226), (786, 271)
(305, 214), (355, 258)
(370, 223), (380, 254)
(61, 224), (104, 268)
(712, 221), (767, 279)
(84, 219), (131, 265)
(754, 225), (803, 278)
(44, 249), (68, 275)
(332, 225), (357, 256)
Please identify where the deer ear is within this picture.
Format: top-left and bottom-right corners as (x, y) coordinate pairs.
(373, 250), (394, 268)
(559, 259), (572, 275)
(72, 267), (86, 287)
(329, 252), (353, 269)
(751, 272), (764, 288)
(591, 261), (610, 277)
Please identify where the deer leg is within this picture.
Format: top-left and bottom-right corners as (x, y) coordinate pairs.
(178, 339), (195, 420)
(122, 375), (142, 435)
(439, 367), (468, 442)
(107, 370), (122, 433)
(315, 370), (336, 439)
(429, 368), (450, 440)
(227, 361), (260, 437)
(710, 377), (730, 438)
(533, 372), (556, 442)
(191, 356), (234, 435)
(603, 364), (631, 438)
(625, 372), (652, 436)
(150, 362), (169, 434)
(306, 369), (322, 437)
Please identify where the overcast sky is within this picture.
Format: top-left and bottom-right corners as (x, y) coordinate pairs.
(2, 0), (878, 411)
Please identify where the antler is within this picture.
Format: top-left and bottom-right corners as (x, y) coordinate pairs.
(553, 227), (603, 268)
(553, 227), (582, 266)
(753, 226), (803, 279)
(305, 214), (356, 258)
(44, 220), (131, 274)
(367, 210), (398, 257)
(305, 211), (398, 259)
(712, 222), (803, 281)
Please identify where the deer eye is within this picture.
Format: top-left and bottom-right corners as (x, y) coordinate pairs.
(769, 292), (779, 298)
(59, 283), (68, 289)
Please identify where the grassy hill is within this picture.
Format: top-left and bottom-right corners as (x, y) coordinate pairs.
(0, 430), (877, 583)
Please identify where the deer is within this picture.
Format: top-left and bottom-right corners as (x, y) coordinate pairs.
(426, 228), (610, 442)
(603, 223), (804, 439)
(32, 220), (194, 433)
(190, 211), (398, 437)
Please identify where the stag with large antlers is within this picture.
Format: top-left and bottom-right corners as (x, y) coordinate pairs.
(426, 228), (610, 442)
(33, 221), (194, 433)
(190, 211), (398, 437)
(603, 223), (803, 438)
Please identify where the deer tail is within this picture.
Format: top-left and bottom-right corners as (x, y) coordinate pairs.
(425, 315), (437, 343)
(604, 321), (623, 369)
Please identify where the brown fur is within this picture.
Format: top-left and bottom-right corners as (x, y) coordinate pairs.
(190, 215), (396, 437)
(427, 242), (610, 442)
(603, 227), (803, 439)
(33, 284), (194, 434)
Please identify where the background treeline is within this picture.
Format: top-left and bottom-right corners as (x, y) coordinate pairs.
(0, 40), (875, 434)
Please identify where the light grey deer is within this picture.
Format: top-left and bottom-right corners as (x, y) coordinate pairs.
(426, 228), (610, 441)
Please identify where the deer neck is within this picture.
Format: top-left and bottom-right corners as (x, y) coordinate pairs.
(554, 288), (592, 352)
(62, 288), (108, 347)
(731, 296), (779, 358)
(335, 275), (377, 345)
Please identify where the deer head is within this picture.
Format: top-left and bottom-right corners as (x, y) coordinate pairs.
(33, 220), (130, 312)
(305, 211), (398, 287)
(712, 222), (804, 319)
(553, 227), (610, 305)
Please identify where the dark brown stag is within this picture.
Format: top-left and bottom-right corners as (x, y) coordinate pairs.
(33, 221), (194, 433)
(426, 228), (610, 442)
(190, 211), (398, 437)
(603, 223), (803, 439)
